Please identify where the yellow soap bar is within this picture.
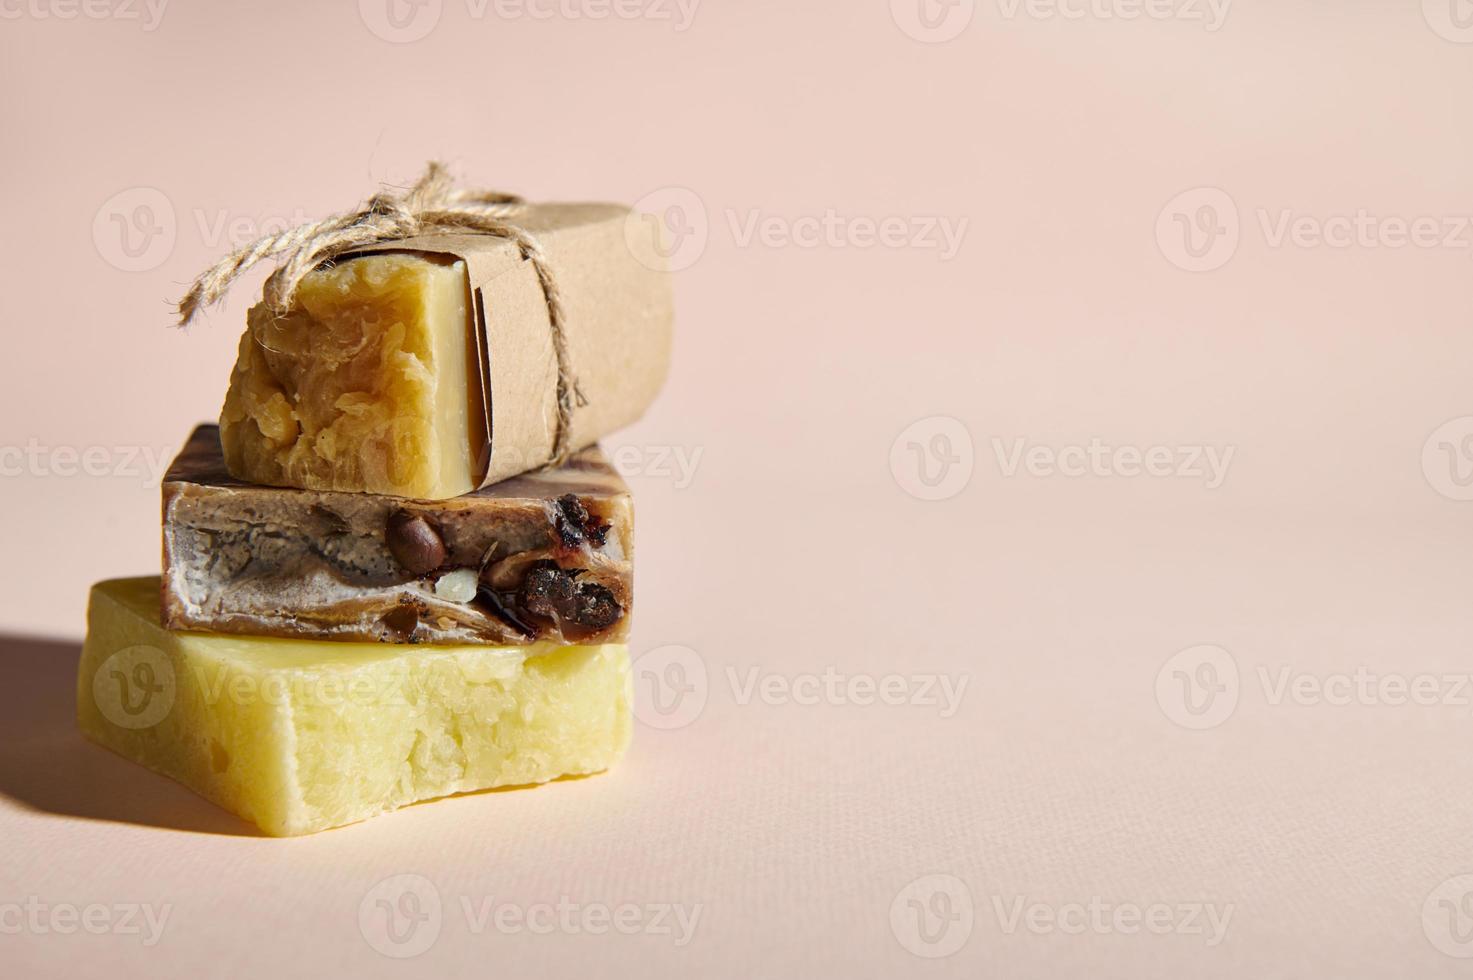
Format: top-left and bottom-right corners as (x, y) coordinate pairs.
(76, 578), (631, 837)
(220, 253), (480, 499)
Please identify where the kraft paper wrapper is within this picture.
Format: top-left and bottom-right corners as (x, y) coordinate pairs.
(345, 202), (673, 488)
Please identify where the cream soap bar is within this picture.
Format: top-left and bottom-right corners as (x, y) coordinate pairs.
(221, 253), (481, 500)
(219, 204), (673, 498)
(77, 578), (632, 837)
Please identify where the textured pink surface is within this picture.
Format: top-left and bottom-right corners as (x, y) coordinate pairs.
(4, 1), (1473, 976)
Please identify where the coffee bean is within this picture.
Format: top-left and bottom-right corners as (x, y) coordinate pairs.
(553, 494), (609, 549)
(386, 511), (447, 575)
(520, 561), (624, 632)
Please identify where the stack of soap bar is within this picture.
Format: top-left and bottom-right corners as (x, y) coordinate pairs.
(163, 424), (633, 647)
(80, 188), (668, 836)
(79, 578), (631, 837)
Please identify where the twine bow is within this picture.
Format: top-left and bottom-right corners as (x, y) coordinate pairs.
(176, 162), (581, 465)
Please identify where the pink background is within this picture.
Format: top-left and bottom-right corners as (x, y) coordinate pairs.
(5, 0), (1473, 976)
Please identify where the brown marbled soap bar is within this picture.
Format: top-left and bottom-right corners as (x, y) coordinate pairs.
(162, 425), (632, 646)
